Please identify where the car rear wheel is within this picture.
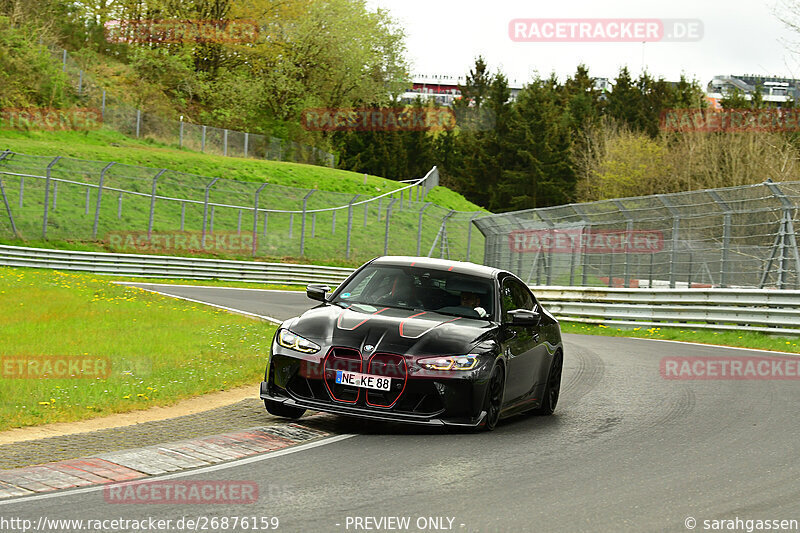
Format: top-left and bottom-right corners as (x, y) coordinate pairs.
(264, 399), (306, 419)
(481, 364), (505, 431)
(533, 351), (562, 416)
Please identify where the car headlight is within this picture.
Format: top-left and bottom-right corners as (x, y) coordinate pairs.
(418, 354), (479, 371)
(276, 329), (320, 354)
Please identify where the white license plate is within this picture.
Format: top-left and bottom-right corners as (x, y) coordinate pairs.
(335, 370), (392, 391)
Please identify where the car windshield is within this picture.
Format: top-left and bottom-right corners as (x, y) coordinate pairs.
(332, 265), (494, 320)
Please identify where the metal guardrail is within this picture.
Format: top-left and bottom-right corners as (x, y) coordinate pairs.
(2, 245), (797, 334)
(0, 245), (354, 285)
(534, 286), (800, 335)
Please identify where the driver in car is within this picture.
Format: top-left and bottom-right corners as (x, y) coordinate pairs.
(438, 290), (488, 318)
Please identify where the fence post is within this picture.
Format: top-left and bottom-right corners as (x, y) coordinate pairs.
(708, 190), (732, 288)
(237, 210), (242, 234)
(117, 192), (122, 219)
(101, 90), (106, 122)
(331, 209), (336, 235)
(244, 133), (249, 158)
(312, 213), (316, 237)
(299, 190), (315, 257)
(52, 181), (58, 211)
(658, 194), (680, 289)
(179, 118), (184, 148)
(612, 199), (634, 288)
(346, 195), (360, 260)
(0, 151), (18, 237)
(85, 187), (90, 215)
(42, 156), (62, 239)
(289, 213), (294, 239)
(92, 162), (115, 239)
(223, 129), (228, 157)
(210, 206), (215, 234)
(570, 204), (592, 286)
(201, 177), (219, 247)
(135, 109), (141, 138)
(0, 176), (17, 237)
(180, 202), (185, 231)
(384, 198), (398, 255)
(466, 212), (481, 261)
(148, 169), (166, 241)
(762, 180), (800, 289)
(252, 183), (268, 257)
(62, 49), (66, 71)
(201, 126), (206, 152)
(441, 210), (455, 259)
(416, 203), (432, 256)
(263, 212), (269, 236)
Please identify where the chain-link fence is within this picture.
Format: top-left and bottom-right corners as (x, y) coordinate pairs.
(0, 151), (485, 263)
(50, 47), (335, 167)
(475, 181), (800, 290)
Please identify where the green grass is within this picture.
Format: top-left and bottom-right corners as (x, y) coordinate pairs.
(0, 128), (482, 211)
(0, 267), (276, 430)
(0, 128), (487, 264)
(562, 322), (800, 354)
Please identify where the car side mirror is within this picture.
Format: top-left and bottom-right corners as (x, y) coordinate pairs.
(508, 308), (541, 326)
(306, 284), (331, 302)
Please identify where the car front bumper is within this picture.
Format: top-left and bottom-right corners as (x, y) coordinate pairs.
(261, 350), (493, 428)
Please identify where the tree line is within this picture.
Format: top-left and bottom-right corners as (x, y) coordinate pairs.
(3, 1), (800, 211)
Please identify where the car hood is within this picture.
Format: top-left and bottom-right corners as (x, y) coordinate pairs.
(283, 303), (496, 357)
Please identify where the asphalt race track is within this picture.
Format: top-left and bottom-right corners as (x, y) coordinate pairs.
(3, 285), (799, 532)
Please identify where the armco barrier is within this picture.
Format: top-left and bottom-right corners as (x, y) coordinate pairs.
(534, 286), (800, 335)
(2, 245), (797, 334)
(0, 245), (354, 285)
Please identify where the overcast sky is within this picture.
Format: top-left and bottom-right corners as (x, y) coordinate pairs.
(367, 0), (800, 87)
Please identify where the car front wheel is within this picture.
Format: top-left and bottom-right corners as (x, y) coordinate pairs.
(533, 351), (562, 416)
(264, 399), (306, 419)
(481, 364), (505, 431)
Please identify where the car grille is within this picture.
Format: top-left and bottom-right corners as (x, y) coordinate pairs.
(323, 347), (361, 403)
(285, 348), (444, 416)
(365, 354), (407, 408)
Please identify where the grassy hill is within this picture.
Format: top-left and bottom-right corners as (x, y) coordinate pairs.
(0, 129), (488, 267)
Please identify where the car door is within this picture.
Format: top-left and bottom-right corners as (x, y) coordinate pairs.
(500, 276), (547, 404)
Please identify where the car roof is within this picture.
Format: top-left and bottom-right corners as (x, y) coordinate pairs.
(369, 256), (502, 279)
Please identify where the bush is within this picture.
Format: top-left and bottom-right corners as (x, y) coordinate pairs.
(0, 17), (73, 108)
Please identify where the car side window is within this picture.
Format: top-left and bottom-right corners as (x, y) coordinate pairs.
(501, 277), (534, 323)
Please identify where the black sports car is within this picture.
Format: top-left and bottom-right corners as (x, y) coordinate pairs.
(260, 256), (563, 430)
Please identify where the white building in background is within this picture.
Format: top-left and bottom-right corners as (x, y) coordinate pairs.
(706, 75), (800, 107)
(400, 74), (525, 106)
(401, 72), (800, 109)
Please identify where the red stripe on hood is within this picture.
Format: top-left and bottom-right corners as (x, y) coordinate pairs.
(336, 307), (389, 331)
